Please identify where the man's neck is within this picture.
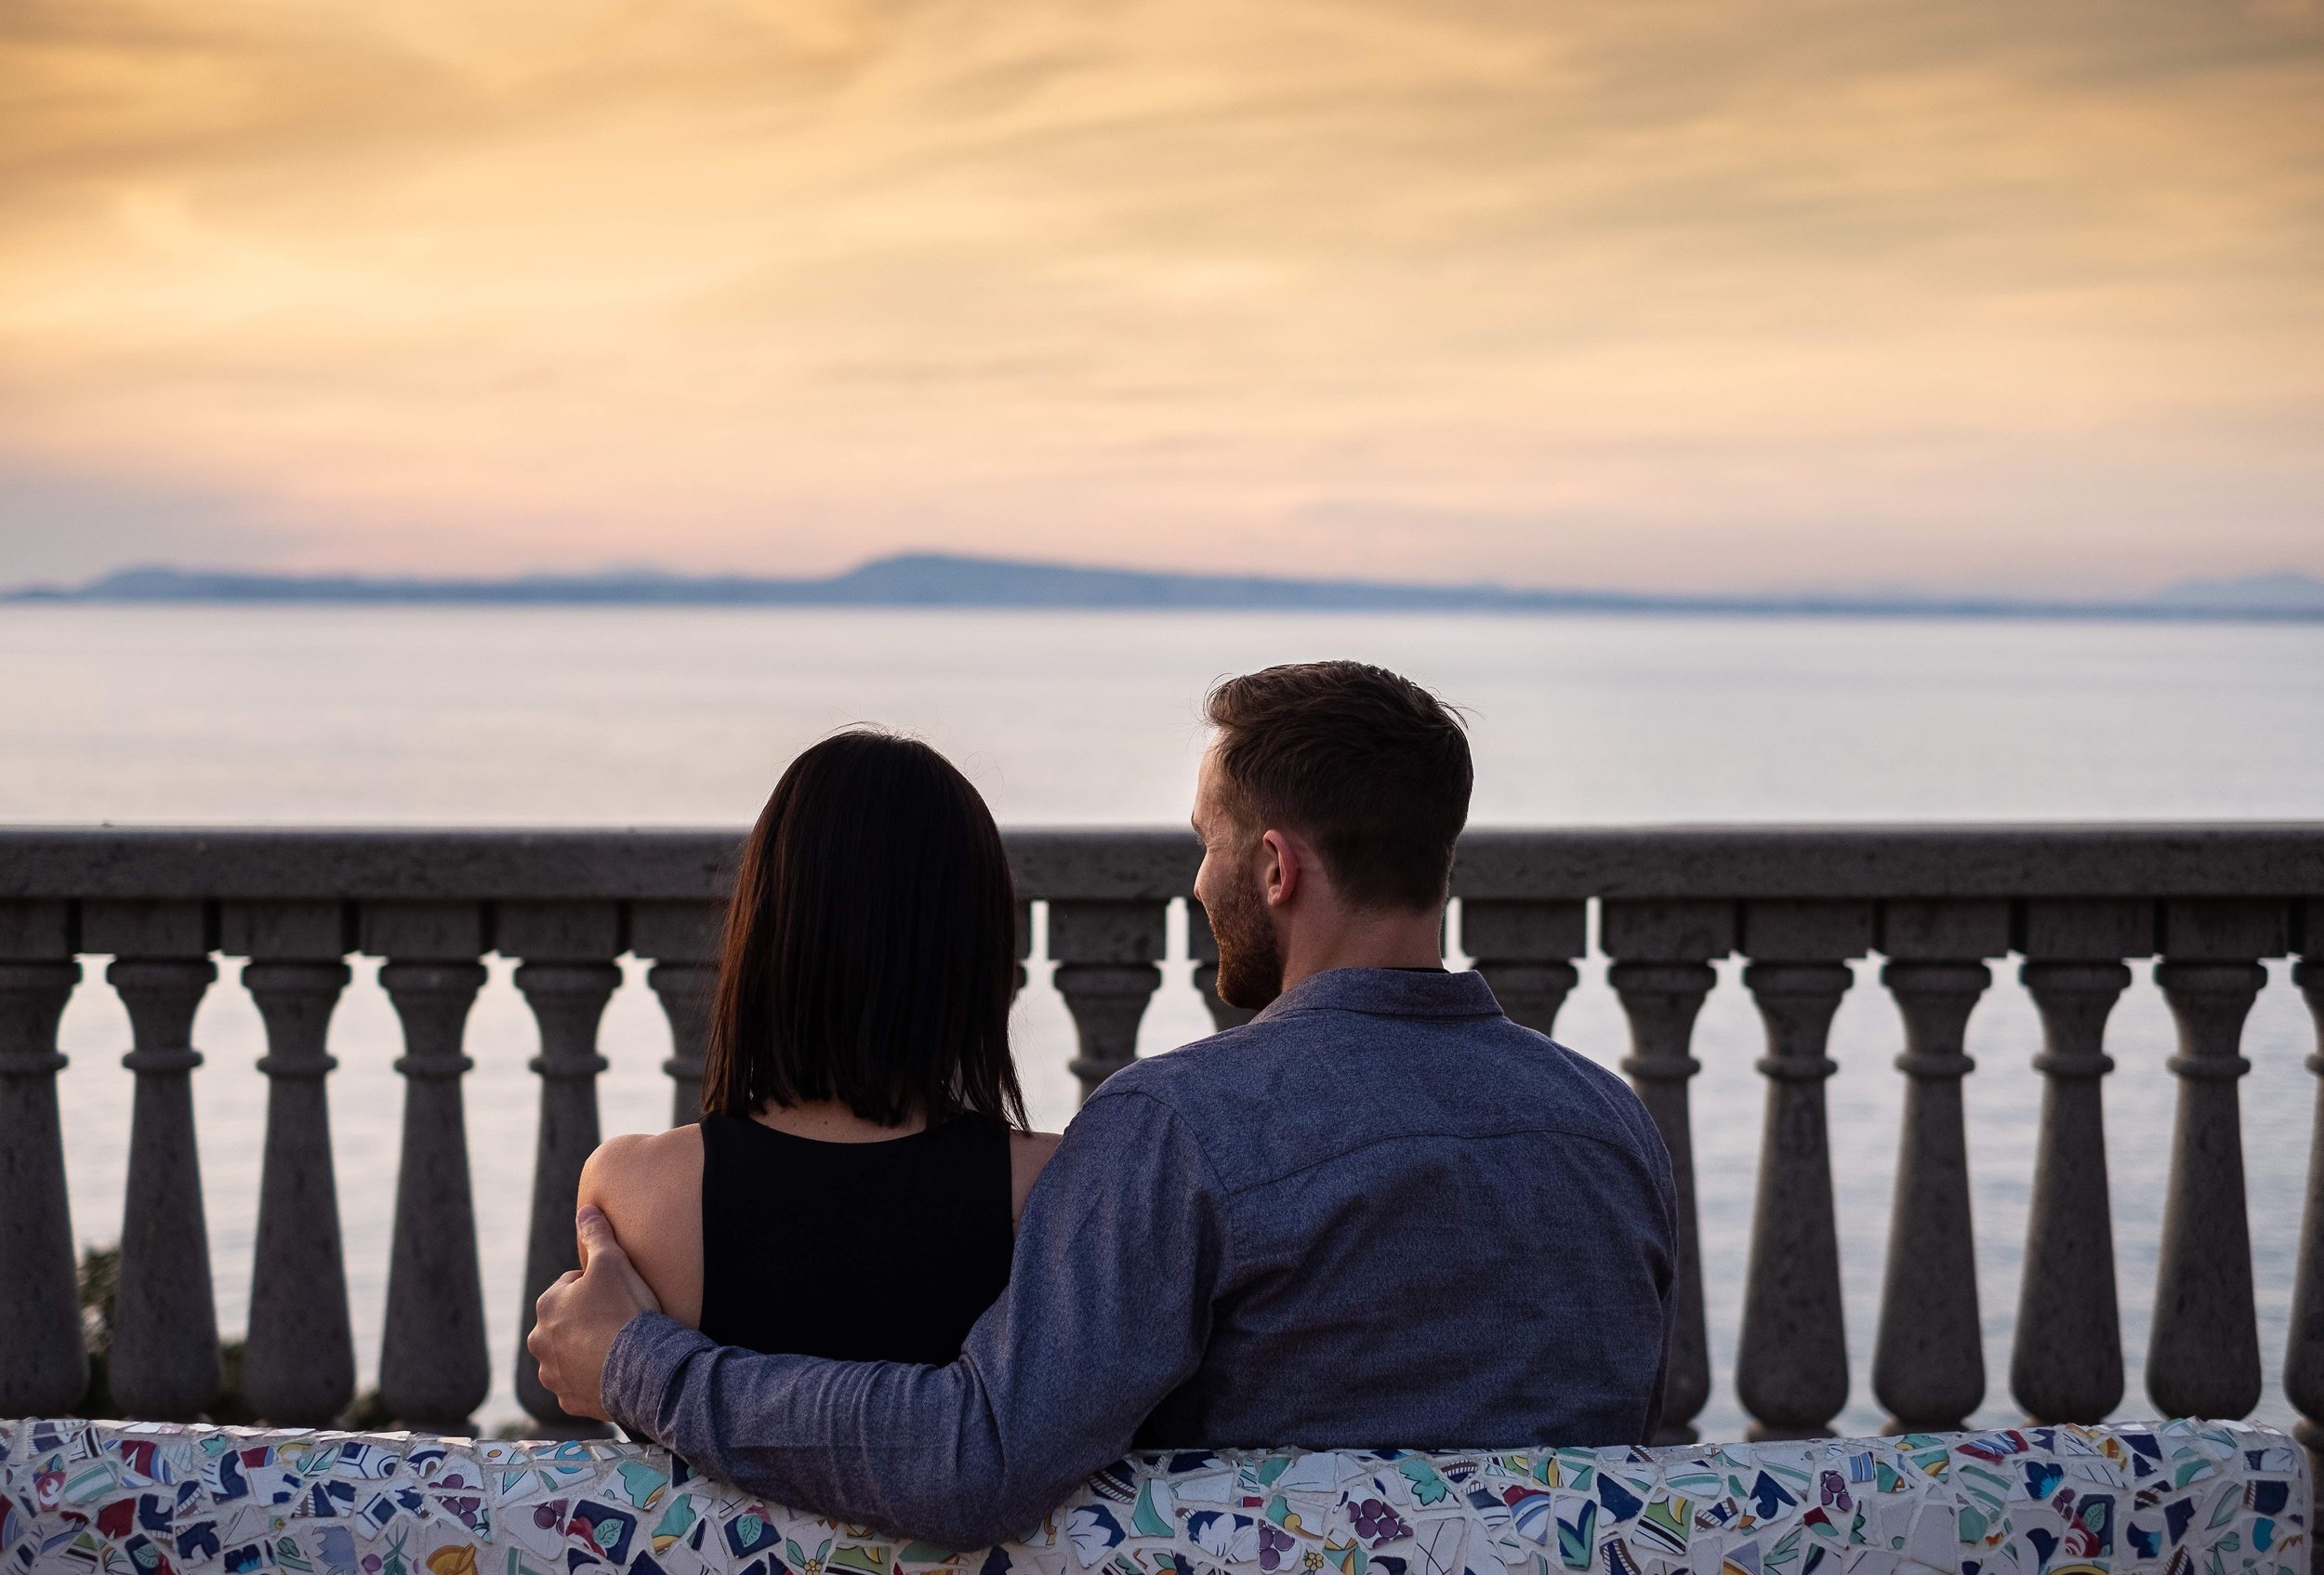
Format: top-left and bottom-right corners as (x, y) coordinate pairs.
(1277, 908), (1445, 995)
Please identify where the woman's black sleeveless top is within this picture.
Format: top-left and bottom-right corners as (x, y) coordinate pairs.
(697, 1112), (1014, 1363)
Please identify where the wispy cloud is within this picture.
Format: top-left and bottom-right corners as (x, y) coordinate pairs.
(1, 0), (2318, 590)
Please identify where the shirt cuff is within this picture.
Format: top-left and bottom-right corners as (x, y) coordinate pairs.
(601, 1310), (713, 1441)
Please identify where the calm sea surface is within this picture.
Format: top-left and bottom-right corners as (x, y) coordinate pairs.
(4, 604), (2321, 1438)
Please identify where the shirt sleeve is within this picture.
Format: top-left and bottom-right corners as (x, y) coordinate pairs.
(601, 1088), (1231, 1551)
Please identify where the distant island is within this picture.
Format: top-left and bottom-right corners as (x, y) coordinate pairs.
(7, 553), (2323, 621)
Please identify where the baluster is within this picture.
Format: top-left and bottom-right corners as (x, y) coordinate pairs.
(1050, 900), (1166, 1101)
(649, 963), (716, 1125)
(2287, 928), (2324, 1555)
(2147, 897), (2280, 1420)
(86, 900), (222, 1420)
(1460, 899), (1583, 1038)
(635, 900), (724, 1125)
(223, 900), (356, 1425)
(0, 899), (87, 1417)
(1603, 898), (1734, 1444)
(2011, 899), (2146, 1423)
(1187, 900), (1256, 1033)
(1735, 899), (1870, 1438)
(365, 901), (491, 1431)
(503, 902), (623, 1435)
(1870, 899), (2007, 1433)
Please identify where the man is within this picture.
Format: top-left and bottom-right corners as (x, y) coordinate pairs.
(533, 660), (1677, 1549)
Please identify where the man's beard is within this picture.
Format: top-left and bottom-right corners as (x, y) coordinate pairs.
(1207, 869), (1285, 1012)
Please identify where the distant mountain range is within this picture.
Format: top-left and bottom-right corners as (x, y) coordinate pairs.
(7, 553), (2323, 620)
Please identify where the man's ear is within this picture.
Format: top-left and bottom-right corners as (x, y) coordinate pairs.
(1261, 828), (1300, 909)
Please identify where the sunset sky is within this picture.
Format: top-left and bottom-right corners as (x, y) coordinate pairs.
(2, 0), (2319, 592)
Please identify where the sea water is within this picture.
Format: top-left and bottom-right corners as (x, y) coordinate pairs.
(4, 603), (2321, 1437)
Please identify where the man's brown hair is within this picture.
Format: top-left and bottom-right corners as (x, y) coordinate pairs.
(1204, 660), (1471, 910)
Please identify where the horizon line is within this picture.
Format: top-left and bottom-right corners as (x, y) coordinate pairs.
(6, 550), (2322, 624)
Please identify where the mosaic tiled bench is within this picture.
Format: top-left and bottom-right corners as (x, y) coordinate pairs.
(1, 1418), (2307, 1575)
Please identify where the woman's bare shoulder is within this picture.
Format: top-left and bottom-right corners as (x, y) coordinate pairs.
(583, 1124), (704, 1200)
(1008, 1129), (1063, 1227)
(578, 1124), (706, 1327)
(1010, 1129), (1063, 1163)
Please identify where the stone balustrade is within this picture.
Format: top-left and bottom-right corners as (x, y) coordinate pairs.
(0, 1416), (2306, 1575)
(2, 826), (2322, 1512)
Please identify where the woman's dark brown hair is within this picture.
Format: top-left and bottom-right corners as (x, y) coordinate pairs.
(702, 730), (1025, 1128)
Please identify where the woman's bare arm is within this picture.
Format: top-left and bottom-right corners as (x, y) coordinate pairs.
(1008, 1130), (1063, 1229)
(575, 1125), (707, 1329)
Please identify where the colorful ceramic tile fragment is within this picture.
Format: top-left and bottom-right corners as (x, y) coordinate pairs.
(0, 1419), (2304, 1575)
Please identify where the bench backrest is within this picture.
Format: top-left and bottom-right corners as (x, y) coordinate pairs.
(1, 1418), (2307, 1575)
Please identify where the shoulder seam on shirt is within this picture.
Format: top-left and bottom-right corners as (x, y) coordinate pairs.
(1218, 1122), (1666, 1199)
(1084, 1085), (1246, 1287)
(1265, 1005), (1502, 1022)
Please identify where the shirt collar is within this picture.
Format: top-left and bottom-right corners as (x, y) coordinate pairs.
(1250, 966), (1506, 1024)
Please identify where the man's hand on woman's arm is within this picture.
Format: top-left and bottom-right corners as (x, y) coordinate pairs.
(572, 1091), (1230, 1552)
(531, 1205), (665, 1421)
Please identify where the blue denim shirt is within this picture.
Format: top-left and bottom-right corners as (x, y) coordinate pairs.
(604, 967), (1677, 1548)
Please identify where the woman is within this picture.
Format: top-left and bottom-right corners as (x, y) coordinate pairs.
(578, 730), (1058, 1362)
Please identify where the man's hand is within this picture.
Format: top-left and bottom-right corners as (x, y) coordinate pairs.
(530, 1205), (663, 1423)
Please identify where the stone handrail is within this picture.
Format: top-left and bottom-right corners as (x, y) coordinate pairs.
(2, 826), (2321, 1508)
(1, 1417), (2307, 1575)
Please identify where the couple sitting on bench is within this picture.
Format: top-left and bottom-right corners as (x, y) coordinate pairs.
(530, 659), (1678, 1550)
